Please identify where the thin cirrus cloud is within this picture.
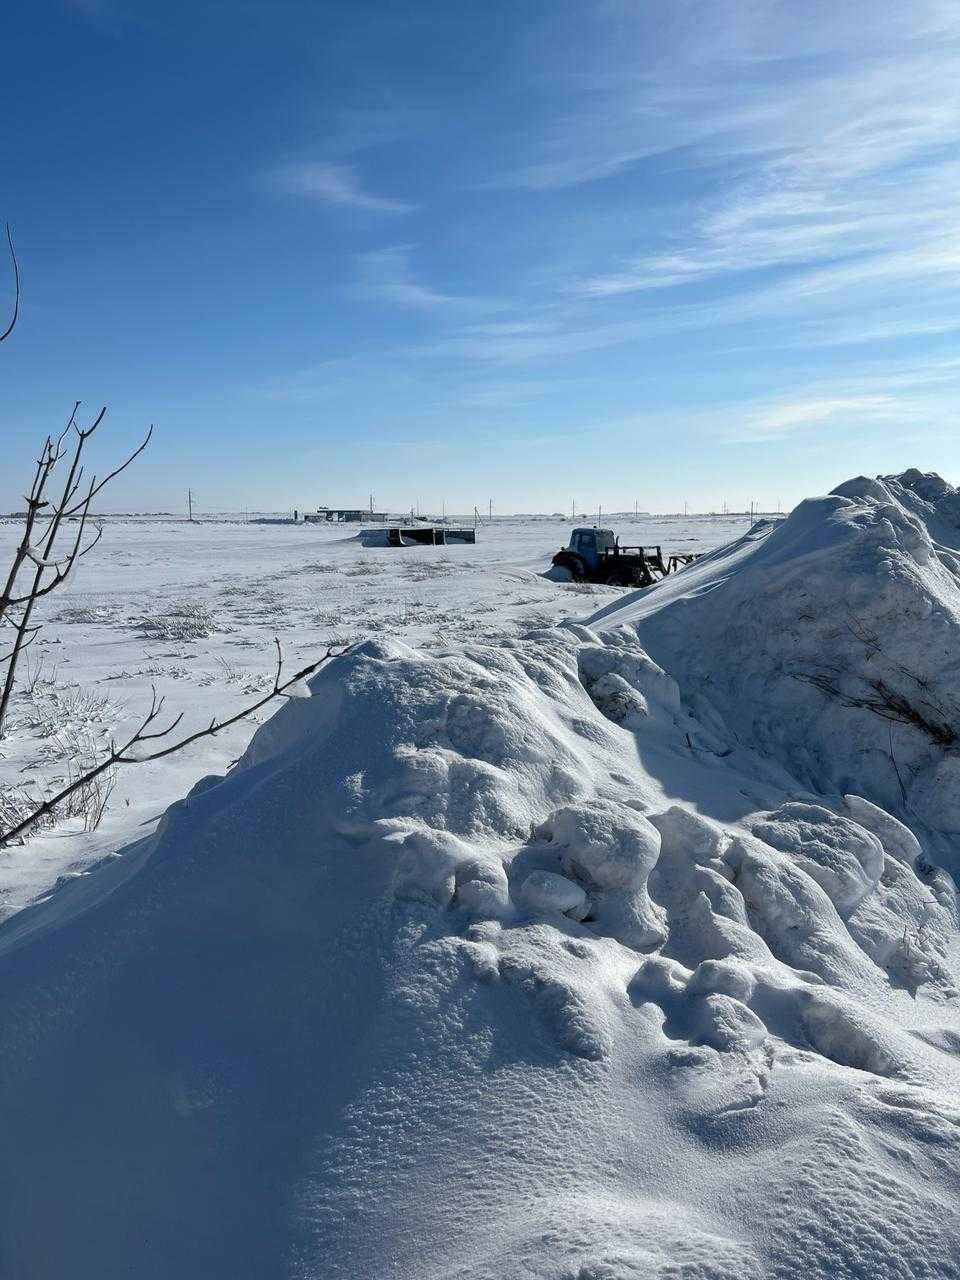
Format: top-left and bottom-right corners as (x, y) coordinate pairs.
(354, 245), (458, 307)
(273, 162), (415, 215)
(726, 352), (960, 443)
(471, 1), (960, 374)
(354, 245), (498, 312)
(563, 27), (960, 322)
(425, 230), (960, 367)
(382, 1), (960, 391)
(733, 395), (903, 443)
(503, 0), (960, 194)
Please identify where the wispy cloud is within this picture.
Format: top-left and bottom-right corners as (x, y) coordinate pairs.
(485, 3), (960, 359)
(354, 245), (458, 307)
(547, 8), (960, 340)
(354, 244), (501, 313)
(273, 162), (414, 214)
(503, 1), (960, 192)
(734, 395), (902, 443)
(728, 355), (960, 442)
(404, 5), (960, 373)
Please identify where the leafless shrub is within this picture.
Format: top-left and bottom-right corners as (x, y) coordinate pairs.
(0, 404), (152, 733)
(137, 601), (222, 642)
(0, 783), (45, 840)
(0, 761), (117, 845)
(784, 607), (960, 752)
(791, 667), (956, 747)
(20, 651), (54, 695)
(72, 763), (117, 833)
(401, 558), (455, 581)
(344, 557), (386, 578)
(53, 604), (118, 625)
(301, 561), (340, 575)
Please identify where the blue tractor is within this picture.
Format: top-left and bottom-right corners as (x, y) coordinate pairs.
(552, 527), (697, 587)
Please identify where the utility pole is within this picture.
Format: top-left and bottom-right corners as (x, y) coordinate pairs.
(488, 498), (492, 521)
(188, 488), (194, 523)
(571, 499), (575, 521)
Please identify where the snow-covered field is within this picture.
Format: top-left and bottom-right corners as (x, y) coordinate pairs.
(0, 514), (739, 915)
(4, 482), (960, 1280)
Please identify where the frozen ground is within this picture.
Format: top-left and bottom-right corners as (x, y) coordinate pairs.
(4, 484), (960, 1279)
(0, 513), (739, 917)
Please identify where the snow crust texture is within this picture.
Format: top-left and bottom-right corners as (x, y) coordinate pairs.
(2, 476), (960, 1277)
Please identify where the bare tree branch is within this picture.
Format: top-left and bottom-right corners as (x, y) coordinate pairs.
(0, 224), (20, 344)
(0, 642), (348, 847)
(62, 422), (153, 517)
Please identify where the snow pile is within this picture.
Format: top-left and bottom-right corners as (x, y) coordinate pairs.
(590, 470), (960, 836)
(3, 479), (960, 1275)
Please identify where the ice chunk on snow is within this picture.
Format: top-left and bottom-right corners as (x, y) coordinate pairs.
(454, 856), (512, 919)
(518, 869), (587, 917)
(695, 993), (767, 1052)
(578, 640), (682, 717)
(537, 798), (661, 890)
(686, 958), (756, 1004)
(536, 799), (666, 947)
(587, 671), (649, 725)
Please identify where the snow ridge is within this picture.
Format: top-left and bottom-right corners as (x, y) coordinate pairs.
(590, 470), (960, 838)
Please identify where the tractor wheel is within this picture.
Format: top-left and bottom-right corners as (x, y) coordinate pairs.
(553, 551), (587, 581)
(604, 570), (627, 587)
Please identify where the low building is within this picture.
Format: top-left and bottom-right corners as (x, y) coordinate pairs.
(304, 507), (388, 523)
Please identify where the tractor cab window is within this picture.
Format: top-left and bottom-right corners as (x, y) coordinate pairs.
(573, 531), (594, 552)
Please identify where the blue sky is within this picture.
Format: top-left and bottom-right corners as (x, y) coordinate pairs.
(1, 0), (959, 514)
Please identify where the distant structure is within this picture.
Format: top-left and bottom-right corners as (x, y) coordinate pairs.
(304, 506), (388, 524)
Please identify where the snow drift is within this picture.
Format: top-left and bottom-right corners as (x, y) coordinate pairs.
(2, 474), (960, 1277)
(590, 468), (960, 839)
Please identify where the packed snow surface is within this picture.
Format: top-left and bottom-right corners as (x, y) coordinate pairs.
(3, 486), (960, 1277)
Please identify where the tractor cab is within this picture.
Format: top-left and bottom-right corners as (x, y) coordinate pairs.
(567, 527), (617, 574)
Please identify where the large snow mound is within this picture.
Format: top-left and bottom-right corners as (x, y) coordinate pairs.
(3, 477), (960, 1276)
(590, 470), (960, 838)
